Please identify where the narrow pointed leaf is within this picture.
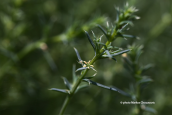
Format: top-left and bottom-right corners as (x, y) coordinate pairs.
(138, 77), (153, 84)
(141, 64), (154, 73)
(97, 42), (105, 46)
(97, 25), (108, 40)
(49, 88), (70, 94)
(123, 34), (138, 39)
(111, 49), (130, 56)
(85, 31), (96, 55)
(76, 67), (87, 72)
(119, 23), (129, 32)
(120, 21), (134, 26)
(83, 79), (129, 95)
(112, 57), (117, 61)
(115, 7), (120, 22)
(74, 47), (82, 61)
(62, 77), (72, 90)
(112, 86), (131, 97)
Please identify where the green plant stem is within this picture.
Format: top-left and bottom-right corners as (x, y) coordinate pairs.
(59, 41), (111, 115)
(136, 84), (143, 115)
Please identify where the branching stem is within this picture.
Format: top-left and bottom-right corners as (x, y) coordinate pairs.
(59, 41), (111, 115)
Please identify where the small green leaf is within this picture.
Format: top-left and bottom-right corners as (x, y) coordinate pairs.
(97, 25), (108, 40)
(120, 21), (134, 26)
(111, 49), (130, 56)
(135, 45), (144, 62)
(141, 64), (154, 73)
(76, 67), (87, 72)
(123, 34), (138, 39)
(74, 47), (82, 62)
(138, 76), (153, 84)
(62, 77), (72, 90)
(119, 23), (129, 32)
(83, 79), (130, 96)
(85, 31), (96, 55)
(97, 42), (105, 46)
(49, 88), (70, 94)
(115, 7), (120, 22)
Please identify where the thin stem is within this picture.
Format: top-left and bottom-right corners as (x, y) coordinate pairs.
(136, 84), (143, 115)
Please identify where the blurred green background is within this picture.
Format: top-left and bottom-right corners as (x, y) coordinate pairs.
(0, 0), (172, 115)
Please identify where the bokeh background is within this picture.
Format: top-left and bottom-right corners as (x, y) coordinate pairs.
(0, 0), (172, 115)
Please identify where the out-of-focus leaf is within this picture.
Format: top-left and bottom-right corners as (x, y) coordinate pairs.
(138, 77), (153, 84)
(76, 67), (87, 72)
(119, 23), (129, 32)
(83, 79), (130, 96)
(123, 34), (138, 39)
(85, 31), (96, 55)
(115, 7), (120, 22)
(141, 64), (154, 73)
(49, 88), (70, 94)
(135, 45), (144, 62)
(62, 77), (72, 90)
(144, 106), (157, 114)
(97, 42), (105, 46)
(120, 21), (134, 26)
(112, 86), (131, 97)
